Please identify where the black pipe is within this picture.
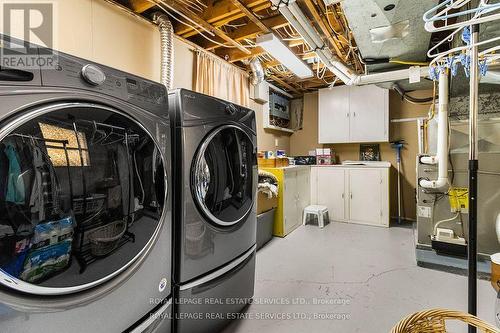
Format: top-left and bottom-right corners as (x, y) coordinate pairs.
(392, 84), (434, 104)
(468, 159), (478, 333)
(468, 23), (480, 333)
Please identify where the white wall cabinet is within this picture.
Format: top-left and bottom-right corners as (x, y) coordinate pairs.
(310, 166), (390, 227)
(318, 85), (389, 143)
(318, 85), (350, 143)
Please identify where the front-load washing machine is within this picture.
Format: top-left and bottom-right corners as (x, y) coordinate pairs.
(168, 89), (257, 333)
(0, 35), (172, 332)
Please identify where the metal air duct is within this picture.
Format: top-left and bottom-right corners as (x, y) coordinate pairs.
(153, 13), (174, 90)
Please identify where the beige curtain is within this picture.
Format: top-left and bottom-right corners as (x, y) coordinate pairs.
(194, 51), (250, 107)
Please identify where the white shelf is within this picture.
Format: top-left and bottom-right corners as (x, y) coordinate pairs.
(264, 124), (294, 133)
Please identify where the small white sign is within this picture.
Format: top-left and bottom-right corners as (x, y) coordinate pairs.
(409, 66), (421, 84)
(417, 205), (432, 218)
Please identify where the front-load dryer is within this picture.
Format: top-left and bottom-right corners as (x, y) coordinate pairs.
(168, 89), (257, 333)
(0, 35), (172, 333)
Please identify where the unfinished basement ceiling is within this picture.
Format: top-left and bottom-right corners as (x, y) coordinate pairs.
(107, 0), (364, 94)
(108, 0), (441, 94)
(341, 0), (437, 70)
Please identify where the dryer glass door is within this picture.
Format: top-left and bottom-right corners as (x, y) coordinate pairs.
(193, 125), (256, 227)
(0, 103), (166, 295)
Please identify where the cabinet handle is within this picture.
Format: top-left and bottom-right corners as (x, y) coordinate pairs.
(341, 193), (344, 199)
(350, 193), (353, 199)
(353, 112), (356, 117)
(346, 113), (349, 117)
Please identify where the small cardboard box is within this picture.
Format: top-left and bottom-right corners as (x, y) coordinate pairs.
(257, 192), (278, 215)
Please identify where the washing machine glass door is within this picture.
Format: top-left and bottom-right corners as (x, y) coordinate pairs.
(0, 102), (166, 295)
(193, 125), (256, 227)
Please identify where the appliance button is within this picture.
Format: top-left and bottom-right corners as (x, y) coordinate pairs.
(226, 104), (237, 115)
(81, 64), (106, 86)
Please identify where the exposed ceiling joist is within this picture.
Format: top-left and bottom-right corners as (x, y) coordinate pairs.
(217, 47), (265, 63)
(128, 0), (156, 13)
(262, 60), (281, 68)
(199, 16), (288, 51)
(181, 2), (272, 38)
(302, 0), (345, 61)
(268, 74), (300, 94)
(176, 0), (269, 37)
(228, 0), (270, 33)
(160, 0), (251, 54)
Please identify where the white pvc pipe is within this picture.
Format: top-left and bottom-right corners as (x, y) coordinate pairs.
(354, 66), (429, 86)
(419, 71), (449, 190)
(273, 0), (430, 85)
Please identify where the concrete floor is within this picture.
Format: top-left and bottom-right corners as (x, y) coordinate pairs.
(222, 222), (497, 333)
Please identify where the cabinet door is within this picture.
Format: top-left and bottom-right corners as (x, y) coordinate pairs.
(349, 85), (388, 142)
(295, 168), (311, 221)
(318, 86), (350, 143)
(283, 171), (299, 235)
(348, 169), (383, 225)
(316, 168), (345, 221)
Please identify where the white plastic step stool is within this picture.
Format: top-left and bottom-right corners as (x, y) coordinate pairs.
(303, 205), (330, 228)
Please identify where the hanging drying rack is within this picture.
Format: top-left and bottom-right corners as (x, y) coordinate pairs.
(423, 0), (499, 80)
(423, 0), (500, 32)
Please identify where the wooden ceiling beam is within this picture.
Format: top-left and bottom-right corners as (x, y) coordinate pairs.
(268, 74), (300, 94)
(161, 0), (251, 54)
(197, 15), (288, 50)
(269, 68), (307, 92)
(262, 60), (281, 68)
(216, 46), (265, 63)
(228, 0), (270, 33)
(128, 0), (156, 13)
(176, 0), (268, 36)
(181, 2), (272, 38)
(302, 0), (345, 61)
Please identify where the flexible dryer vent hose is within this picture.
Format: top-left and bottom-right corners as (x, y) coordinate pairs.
(153, 13), (174, 90)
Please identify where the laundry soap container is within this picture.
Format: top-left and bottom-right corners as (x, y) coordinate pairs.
(257, 170), (278, 249)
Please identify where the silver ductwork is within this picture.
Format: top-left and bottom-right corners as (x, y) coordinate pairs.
(153, 13), (174, 90)
(249, 58), (265, 85)
(271, 0), (429, 86)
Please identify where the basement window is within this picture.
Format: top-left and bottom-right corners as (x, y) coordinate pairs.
(39, 122), (91, 167)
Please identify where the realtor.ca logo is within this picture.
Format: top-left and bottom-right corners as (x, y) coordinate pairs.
(1, 2), (58, 69)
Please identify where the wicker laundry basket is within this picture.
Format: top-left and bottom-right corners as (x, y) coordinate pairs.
(390, 309), (499, 333)
(88, 219), (127, 257)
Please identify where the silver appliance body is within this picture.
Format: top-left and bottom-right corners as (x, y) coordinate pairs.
(168, 89), (257, 333)
(416, 119), (500, 263)
(0, 36), (172, 332)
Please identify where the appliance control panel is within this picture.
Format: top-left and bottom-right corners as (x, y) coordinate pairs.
(41, 52), (168, 115)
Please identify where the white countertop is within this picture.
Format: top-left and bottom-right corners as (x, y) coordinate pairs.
(311, 161), (391, 168)
(261, 162), (391, 170)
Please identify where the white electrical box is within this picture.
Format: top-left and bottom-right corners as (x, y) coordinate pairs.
(252, 81), (269, 104)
